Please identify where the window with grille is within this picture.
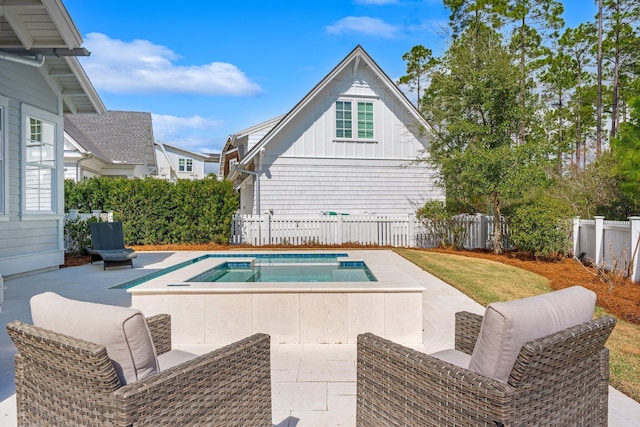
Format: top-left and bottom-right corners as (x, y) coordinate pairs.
(335, 100), (374, 140)
(24, 112), (56, 212)
(178, 158), (193, 172)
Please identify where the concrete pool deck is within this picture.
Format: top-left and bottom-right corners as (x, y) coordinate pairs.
(0, 250), (639, 426)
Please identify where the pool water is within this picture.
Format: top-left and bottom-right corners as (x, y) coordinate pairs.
(189, 263), (376, 282)
(113, 253), (375, 289)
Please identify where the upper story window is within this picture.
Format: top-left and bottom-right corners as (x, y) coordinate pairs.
(335, 100), (375, 141)
(336, 101), (352, 138)
(178, 158), (193, 172)
(24, 107), (58, 213)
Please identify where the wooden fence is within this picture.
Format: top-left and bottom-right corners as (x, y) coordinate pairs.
(231, 213), (509, 250)
(573, 216), (640, 282)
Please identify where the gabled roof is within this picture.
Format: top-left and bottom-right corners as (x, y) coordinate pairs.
(0, 0), (105, 114)
(156, 142), (208, 160)
(220, 114), (284, 158)
(65, 111), (155, 165)
(234, 45), (432, 177)
(64, 118), (110, 162)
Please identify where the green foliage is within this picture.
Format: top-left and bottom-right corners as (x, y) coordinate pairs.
(612, 97), (640, 206)
(397, 45), (437, 112)
(422, 24), (554, 252)
(65, 177), (239, 245)
(509, 196), (574, 258)
(64, 216), (100, 255)
(415, 200), (469, 248)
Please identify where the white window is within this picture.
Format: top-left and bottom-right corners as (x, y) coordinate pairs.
(335, 100), (375, 140)
(23, 106), (59, 213)
(178, 158), (193, 172)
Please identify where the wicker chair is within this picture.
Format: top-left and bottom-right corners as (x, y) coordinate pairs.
(6, 314), (273, 426)
(357, 288), (616, 426)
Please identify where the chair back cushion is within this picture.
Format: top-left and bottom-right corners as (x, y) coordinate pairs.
(468, 286), (596, 383)
(30, 292), (159, 385)
(90, 221), (126, 250)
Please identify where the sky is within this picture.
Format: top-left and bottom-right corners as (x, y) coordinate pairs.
(62, 0), (598, 155)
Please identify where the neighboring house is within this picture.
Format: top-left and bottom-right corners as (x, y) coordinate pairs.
(203, 152), (221, 178)
(220, 115), (284, 179)
(0, 0), (105, 277)
(155, 142), (207, 181)
(64, 111), (158, 180)
(221, 45), (443, 216)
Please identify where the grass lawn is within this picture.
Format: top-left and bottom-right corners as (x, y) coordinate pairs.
(395, 248), (640, 403)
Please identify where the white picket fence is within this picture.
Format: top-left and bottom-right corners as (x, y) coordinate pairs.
(65, 209), (113, 222)
(64, 210), (113, 252)
(231, 213), (507, 250)
(572, 216), (640, 282)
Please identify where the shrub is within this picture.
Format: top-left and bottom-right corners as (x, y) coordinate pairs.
(65, 176), (239, 245)
(64, 217), (100, 255)
(509, 197), (574, 259)
(416, 200), (469, 249)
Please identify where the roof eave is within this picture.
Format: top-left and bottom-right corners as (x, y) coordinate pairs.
(65, 57), (106, 114)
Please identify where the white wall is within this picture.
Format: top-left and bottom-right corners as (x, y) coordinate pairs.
(0, 60), (65, 276)
(156, 146), (205, 180)
(246, 62), (443, 215)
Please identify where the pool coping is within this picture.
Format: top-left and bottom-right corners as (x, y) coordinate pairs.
(127, 250), (424, 294)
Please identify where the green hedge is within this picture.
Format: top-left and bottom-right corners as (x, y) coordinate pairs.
(65, 177), (239, 245)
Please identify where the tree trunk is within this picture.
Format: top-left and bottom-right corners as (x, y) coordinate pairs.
(611, 36), (621, 138)
(493, 192), (503, 254)
(576, 67), (583, 168)
(557, 89), (564, 174)
(596, 0), (604, 155)
(518, 16), (527, 145)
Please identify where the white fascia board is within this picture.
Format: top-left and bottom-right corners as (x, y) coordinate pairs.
(43, 0), (83, 48)
(64, 57), (106, 114)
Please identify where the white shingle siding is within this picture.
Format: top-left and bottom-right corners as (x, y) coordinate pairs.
(257, 158), (439, 215)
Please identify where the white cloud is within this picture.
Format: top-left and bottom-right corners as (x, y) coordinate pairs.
(81, 33), (262, 96)
(152, 114), (226, 153)
(326, 16), (399, 38)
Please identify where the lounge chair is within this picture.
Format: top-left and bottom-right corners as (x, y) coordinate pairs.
(88, 221), (137, 270)
(6, 292), (273, 427)
(357, 286), (616, 426)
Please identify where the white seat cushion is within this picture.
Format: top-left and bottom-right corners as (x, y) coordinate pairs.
(158, 350), (199, 371)
(430, 349), (471, 369)
(468, 286), (596, 383)
(30, 292), (159, 385)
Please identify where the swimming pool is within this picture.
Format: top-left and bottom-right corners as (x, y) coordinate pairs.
(127, 250), (424, 345)
(114, 252), (362, 288)
(188, 262), (376, 282)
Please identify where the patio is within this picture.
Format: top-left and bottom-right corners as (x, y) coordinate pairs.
(1, 250), (638, 426)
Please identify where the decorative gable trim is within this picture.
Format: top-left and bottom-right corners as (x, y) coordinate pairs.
(232, 45), (433, 180)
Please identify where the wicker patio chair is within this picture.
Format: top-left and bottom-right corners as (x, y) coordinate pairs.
(357, 286), (616, 427)
(6, 293), (272, 426)
(88, 221), (137, 270)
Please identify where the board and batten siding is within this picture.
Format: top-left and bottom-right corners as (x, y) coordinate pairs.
(246, 61), (443, 215)
(0, 60), (65, 277)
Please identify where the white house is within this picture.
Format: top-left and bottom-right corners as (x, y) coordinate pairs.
(155, 142), (208, 181)
(222, 45), (444, 216)
(64, 111), (157, 180)
(0, 0), (105, 277)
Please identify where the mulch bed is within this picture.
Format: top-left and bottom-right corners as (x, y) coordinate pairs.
(63, 244), (640, 325)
